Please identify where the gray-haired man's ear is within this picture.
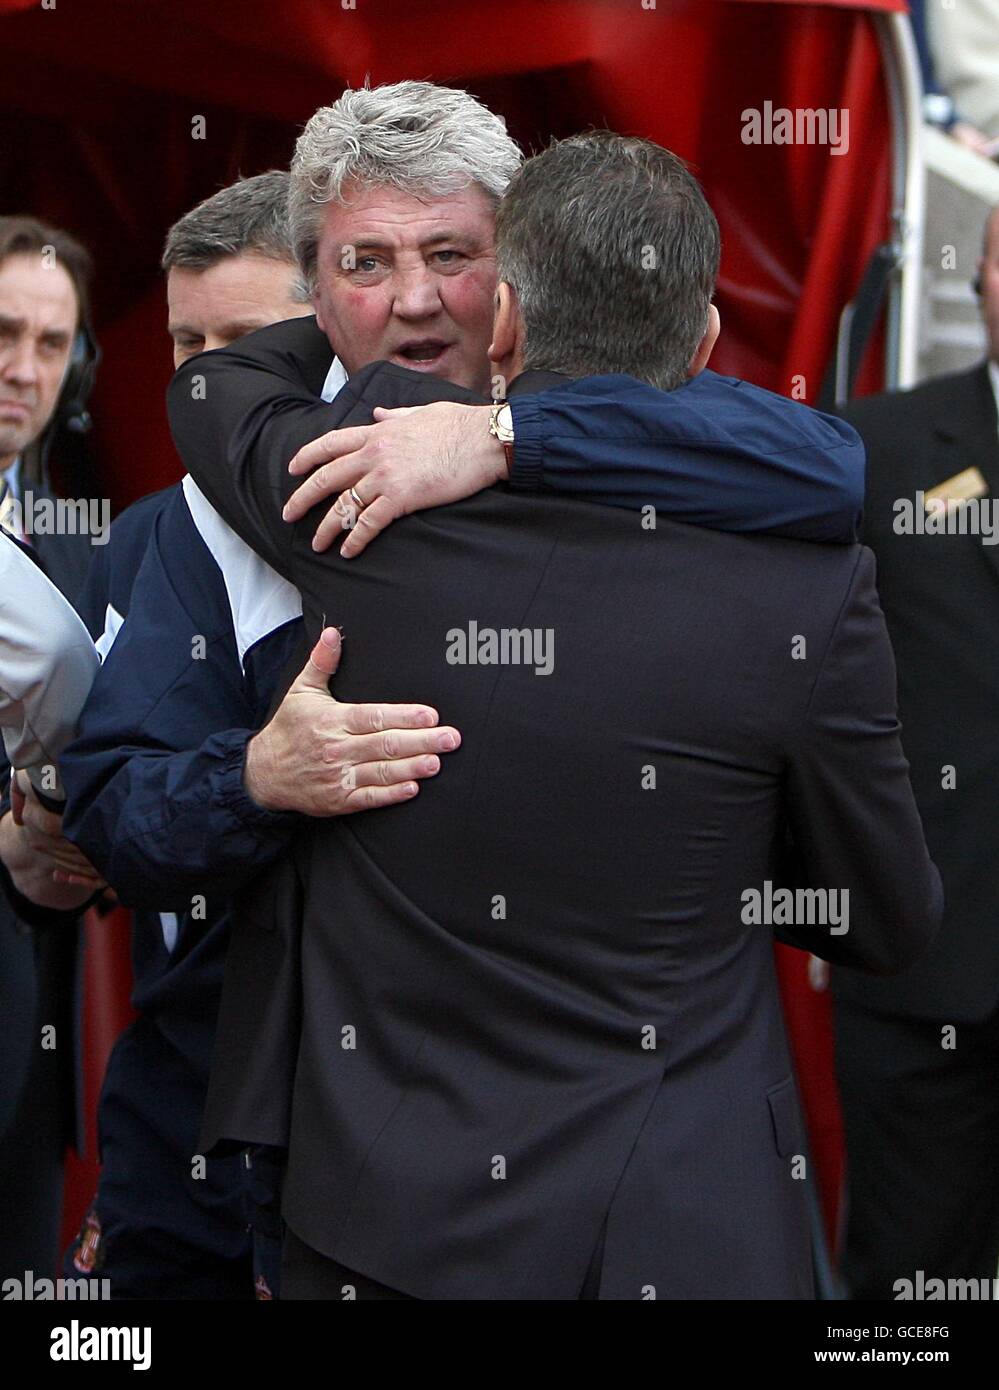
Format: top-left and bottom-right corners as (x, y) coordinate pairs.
(687, 303), (720, 379)
(488, 281), (524, 380)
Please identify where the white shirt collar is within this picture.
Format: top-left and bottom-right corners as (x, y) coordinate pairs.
(987, 360), (999, 418)
(321, 356), (348, 402)
(2, 457), (22, 500)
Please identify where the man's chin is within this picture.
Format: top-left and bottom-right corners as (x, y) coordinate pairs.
(0, 425), (34, 460)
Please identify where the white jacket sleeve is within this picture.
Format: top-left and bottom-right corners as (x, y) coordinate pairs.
(0, 533), (98, 798)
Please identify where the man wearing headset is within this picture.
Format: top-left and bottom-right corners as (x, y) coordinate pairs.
(0, 215), (105, 1282)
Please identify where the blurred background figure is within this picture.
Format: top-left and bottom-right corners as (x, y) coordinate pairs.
(927, 0), (999, 155)
(911, 0), (994, 156)
(0, 216), (102, 1283)
(835, 202), (999, 1298)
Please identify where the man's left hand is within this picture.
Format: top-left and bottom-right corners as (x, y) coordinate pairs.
(283, 402), (507, 557)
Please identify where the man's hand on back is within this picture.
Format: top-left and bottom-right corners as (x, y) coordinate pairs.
(283, 402), (507, 557)
(244, 626), (461, 816)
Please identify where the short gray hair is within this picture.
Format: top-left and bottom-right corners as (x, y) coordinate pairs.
(162, 171), (305, 297)
(496, 132), (721, 391)
(289, 80), (522, 293)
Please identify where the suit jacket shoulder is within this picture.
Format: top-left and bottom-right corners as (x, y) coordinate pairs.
(843, 362), (994, 445)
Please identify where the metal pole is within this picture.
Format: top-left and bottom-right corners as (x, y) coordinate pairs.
(875, 11), (925, 391)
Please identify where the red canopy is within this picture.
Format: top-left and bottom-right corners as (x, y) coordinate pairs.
(0, 0), (900, 503)
(2, 0), (908, 1263)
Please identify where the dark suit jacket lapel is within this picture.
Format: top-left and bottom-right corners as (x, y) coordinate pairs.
(289, 315), (339, 398)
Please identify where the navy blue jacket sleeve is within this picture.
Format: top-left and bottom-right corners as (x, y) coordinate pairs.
(508, 371), (865, 543)
(61, 489), (300, 910)
(168, 318), (863, 552)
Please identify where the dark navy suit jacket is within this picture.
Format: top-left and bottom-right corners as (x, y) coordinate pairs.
(61, 317), (865, 1082)
(164, 319), (941, 1300)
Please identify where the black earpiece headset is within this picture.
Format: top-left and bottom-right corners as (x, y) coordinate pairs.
(57, 316), (100, 434)
(30, 313), (101, 488)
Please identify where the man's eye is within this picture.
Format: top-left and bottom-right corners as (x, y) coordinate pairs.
(355, 257), (382, 273)
(432, 250), (464, 266)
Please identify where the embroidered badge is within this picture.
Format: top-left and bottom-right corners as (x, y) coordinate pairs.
(72, 1207), (103, 1274)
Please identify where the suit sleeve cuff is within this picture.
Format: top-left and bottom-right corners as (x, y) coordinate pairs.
(217, 731), (301, 831)
(507, 396), (546, 492)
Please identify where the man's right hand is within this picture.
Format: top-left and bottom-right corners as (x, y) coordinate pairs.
(243, 626), (461, 816)
(0, 772), (106, 912)
(283, 402), (505, 557)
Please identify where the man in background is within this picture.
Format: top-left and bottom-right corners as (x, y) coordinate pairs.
(0, 215), (102, 1282)
(835, 203), (999, 1298)
(59, 171), (454, 1300)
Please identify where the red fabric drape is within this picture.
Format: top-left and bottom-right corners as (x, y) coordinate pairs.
(59, 909), (136, 1259)
(1, 0), (899, 1259)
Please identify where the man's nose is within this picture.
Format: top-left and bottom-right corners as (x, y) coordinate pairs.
(392, 264), (443, 320)
(1, 339), (40, 388)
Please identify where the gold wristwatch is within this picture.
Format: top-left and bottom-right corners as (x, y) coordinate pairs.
(488, 401), (515, 473)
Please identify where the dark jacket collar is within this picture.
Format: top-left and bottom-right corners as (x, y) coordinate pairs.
(507, 369), (575, 397)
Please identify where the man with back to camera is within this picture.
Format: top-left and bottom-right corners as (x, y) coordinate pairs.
(169, 130), (943, 1299)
